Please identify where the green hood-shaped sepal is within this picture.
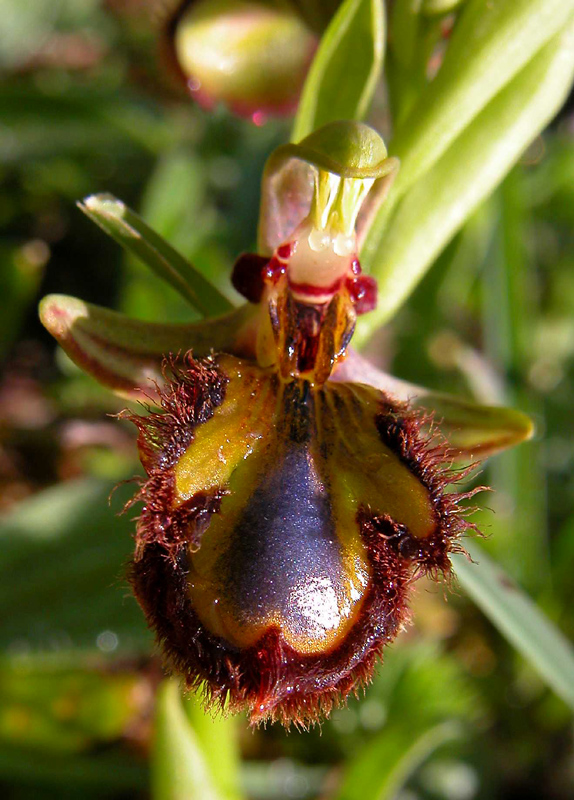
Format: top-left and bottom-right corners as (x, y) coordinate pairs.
(258, 121), (399, 254)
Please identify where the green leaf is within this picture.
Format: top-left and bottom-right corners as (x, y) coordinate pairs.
(39, 294), (258, 398)
(390, 0), (574, 199)
(79, 194), (234, 318)
(291, 0), (385, 142)
(0, 478), (150, 653)
(359, 20), (574, 338)
(336, 720), (462, 800)
(152, 681), (226, 800)
(452, 542), (574, 711)
(183, 694), (242, 800)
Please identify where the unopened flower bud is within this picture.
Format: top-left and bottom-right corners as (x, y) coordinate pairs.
(163, 0), (316, 118)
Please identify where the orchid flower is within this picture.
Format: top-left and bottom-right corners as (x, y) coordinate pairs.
(39, 121), (532, 726)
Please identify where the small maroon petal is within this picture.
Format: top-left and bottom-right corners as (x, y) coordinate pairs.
(347, 275), (378, 315)
(231, 252), (269, 303)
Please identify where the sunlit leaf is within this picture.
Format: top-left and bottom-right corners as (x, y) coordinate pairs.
(152, 680), (224, 800)
(79, 194), (234, 318)
(452, 542), (574, 711)
(292, 0), (385, 142)
(360, 20), (574, 337)
(183, 694), (242, 800)
(390, 0), (574, 199)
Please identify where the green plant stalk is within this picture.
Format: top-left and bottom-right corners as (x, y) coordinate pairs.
(152, 681), (224, 800)
(391, 0), (574, 199)
(183, 694), (242, 800)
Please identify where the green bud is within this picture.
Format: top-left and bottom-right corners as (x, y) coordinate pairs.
(165, 0), (316, 118)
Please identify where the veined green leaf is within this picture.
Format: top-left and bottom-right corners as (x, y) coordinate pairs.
(152, 681), (225, 800)
(291, 0), (385, 142)
(452, 542), (574, 711)
(359, 21), (574, 338)
(390, 0), (574, 199)
(79, 194), (234, 318)
(39, 294), (258, 398)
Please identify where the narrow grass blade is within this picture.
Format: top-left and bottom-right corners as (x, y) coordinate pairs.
(79, 194), (234, 318)
(336, 720), (462, 800)
(452, 542), (574, 711)
(152, 680), (224, 800)
(292, 0), (385, 142)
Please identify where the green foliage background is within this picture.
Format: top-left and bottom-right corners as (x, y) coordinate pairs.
(1, 1), (574, 798)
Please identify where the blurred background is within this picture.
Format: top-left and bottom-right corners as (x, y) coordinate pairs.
(1, 1), (573, 798)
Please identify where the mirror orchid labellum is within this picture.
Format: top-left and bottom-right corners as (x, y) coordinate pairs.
(39, 122), (533, 727)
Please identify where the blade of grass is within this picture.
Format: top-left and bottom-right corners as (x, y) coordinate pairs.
(79, 194), (234, 318)
(152, 680), (225, 800)
(452, 541), (574, 711)
(292, 0), (385, 142)
(391, 0), (574, 199)
(336, 720), (463, 800)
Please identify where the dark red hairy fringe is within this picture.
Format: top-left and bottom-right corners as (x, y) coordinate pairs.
(129, 532), (412, 728)
(375, 397), (485, 580)
(124, 355), (485, 727)
(121, 353), (227, 559)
